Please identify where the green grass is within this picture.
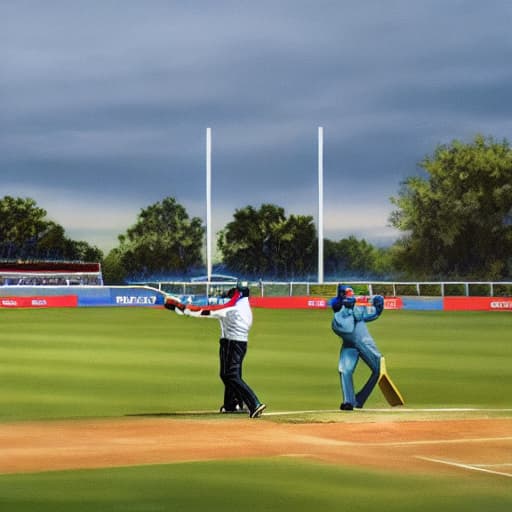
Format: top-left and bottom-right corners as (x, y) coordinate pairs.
(0, 459), (511, 512)
(1, 307), (511, 511)
(1, 308), (511, 420)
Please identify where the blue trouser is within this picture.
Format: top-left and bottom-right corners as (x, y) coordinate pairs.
(338, 334), (382, 407)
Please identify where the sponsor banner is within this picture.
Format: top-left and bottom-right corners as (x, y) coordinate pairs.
(110, 287), (164, 307)
(250, 296), (403, 310)
(250, 296), (328, 309)
(383, 297), (403, 310)
(444, 297), (512, 311)
(0, 295), (78, 308)
(78, 295), (112, 307)
(0, 286), (167, 307)
(490, 299), (512, 311)
(401, 297), (443, 311)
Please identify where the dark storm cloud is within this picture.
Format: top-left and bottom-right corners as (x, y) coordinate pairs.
(2, 1), (512, 251)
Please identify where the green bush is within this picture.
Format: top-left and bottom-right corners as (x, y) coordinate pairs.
(444, 283), (466, 296)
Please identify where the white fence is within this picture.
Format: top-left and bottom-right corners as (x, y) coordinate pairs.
(138, 280), (512, 298)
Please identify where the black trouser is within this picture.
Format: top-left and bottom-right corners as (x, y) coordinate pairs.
(219, 338), (260, 412)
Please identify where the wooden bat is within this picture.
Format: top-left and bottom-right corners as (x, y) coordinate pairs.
(378, 357), (405, 406)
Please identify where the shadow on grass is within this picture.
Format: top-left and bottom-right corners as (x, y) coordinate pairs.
(125, 410), (228, 418)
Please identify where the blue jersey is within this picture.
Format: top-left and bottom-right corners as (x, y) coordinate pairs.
(330, 294), (385, 409)
(331, 299), (383, 346)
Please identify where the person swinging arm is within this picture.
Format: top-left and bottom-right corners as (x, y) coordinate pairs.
(164, 284), (266, 418)
(331, 285), (384, 410)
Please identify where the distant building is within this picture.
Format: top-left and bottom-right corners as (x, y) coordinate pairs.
(0, 260), (103, 286)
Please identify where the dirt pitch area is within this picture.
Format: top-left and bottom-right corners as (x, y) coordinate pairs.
(1, 415), (511, 478)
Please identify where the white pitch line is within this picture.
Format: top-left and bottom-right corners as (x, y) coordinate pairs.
(263, 407), (512, 416)
(369, 436), (512, 447)
(363, 408), (512, 413)
(169, 407), (512, 417)
(474, 463), (512, 468)
(264, 409), (337, 416)
(416, 456), (512, 478)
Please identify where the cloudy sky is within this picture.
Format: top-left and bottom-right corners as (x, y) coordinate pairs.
(2, 1), (512, 254)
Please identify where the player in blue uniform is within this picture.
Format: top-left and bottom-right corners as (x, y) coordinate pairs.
(330, 284), (385, 410)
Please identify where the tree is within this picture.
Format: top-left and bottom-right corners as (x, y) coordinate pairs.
(217, 203), (316, 278)
(101, 247), (127, 285)
(67, 240), (103, 262)
(0, 196), (48, 258)
(33, 222), (102, 262)
(0, 196), (103, 261)
(324, 236), (392, 278)
(389, 135), (512, 279)
(115, 197), (204, 279)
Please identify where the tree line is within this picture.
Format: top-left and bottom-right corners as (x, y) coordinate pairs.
(1, 135), (511, 283)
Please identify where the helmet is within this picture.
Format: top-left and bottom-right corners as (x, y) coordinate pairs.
(237, 280), (250, 297)
(337, 284), (354, 298)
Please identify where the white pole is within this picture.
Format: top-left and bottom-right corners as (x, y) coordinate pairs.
(206, 127), (212, 285)
(318, 126), (324, 284)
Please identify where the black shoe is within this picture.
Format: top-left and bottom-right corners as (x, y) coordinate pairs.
(250, 403), (266, 418)
(340, 402), (354, 411)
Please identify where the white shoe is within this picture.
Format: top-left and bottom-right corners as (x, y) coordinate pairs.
(220, 404), (245, 413)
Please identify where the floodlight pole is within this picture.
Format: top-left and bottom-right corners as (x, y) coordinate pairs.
(206, 127), (212, 291)
(318, 126), (324, 284)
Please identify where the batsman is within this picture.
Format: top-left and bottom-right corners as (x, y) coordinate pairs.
(164, 282), (266, 419)
(330, 284), (387, 410)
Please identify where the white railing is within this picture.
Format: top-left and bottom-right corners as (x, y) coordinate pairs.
(138, 280), (512, 298)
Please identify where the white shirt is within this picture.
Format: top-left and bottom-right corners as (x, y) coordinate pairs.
(184, 295), (253, 342)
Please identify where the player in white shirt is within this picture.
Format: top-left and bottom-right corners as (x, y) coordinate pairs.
(165, 282), (266, 418)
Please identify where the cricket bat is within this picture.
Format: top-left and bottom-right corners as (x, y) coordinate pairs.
(378, 357), (405, 406)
